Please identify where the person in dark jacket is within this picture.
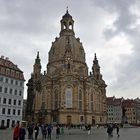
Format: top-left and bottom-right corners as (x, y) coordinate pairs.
(34, 123), (39, 139)
(47, 124), (53, 139)
(107, 124), (113, 136)
(41, 124), (47, 139)
(116, 125), (120, 137)
(56, 125), (60, 139)
(27, 124), (34, 139)
(19, 123), (26, 140)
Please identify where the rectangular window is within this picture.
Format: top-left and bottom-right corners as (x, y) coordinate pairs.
(8, 99), (11, 105)
(20, 82), (22, 87)
(15, 81), (18, 85)
(10, 88), (13, 94)
(19, 90), (22, 96)
(13, 109), (16, 115)
(18, 110), (20, 115)
(0, 86), (2, 92)
(4, 87), (7, 93)
(3, 98), (6, 104)
(13, 100), (16, 105)
(7, 109), (11, 115)
(0, 77), (3, 82)
(2, 108), (5, 114)
(18, 100), (21, 106)
(15, 90), (17, 95)
(11, 79), (13, 84)
(5, 78), (8, 83)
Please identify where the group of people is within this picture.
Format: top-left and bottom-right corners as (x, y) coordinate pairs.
(13, 121), (120, 140)
(107, 124), (120, 137)
(13, 121), (64, 140)
(13, 121), (26, 140)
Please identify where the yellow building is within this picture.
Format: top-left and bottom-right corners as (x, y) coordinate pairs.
(123, 99), (137, 124)
(26, 10), (107, 125)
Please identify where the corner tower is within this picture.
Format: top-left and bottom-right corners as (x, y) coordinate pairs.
(33, 51), (41, 79)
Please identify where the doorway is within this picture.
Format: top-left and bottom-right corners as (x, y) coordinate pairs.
(67, 115), (72, 125)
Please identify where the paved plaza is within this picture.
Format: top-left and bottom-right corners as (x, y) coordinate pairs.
(0, 127), (140, 140)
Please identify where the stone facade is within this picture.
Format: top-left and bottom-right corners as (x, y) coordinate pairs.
(26, 10), (107, 125)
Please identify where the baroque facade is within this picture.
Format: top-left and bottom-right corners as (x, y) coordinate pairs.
(26, 10), (107, 125)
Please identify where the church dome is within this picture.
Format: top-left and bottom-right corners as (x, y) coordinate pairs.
(48, 10), (86, 65)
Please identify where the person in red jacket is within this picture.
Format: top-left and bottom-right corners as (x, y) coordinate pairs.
(13, 121), (20, 140)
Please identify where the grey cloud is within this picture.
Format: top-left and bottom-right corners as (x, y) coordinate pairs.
(91, 0), (140, 98)
(0, 0), (140, 99)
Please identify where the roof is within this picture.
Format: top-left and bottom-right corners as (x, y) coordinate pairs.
(0, 56), (25, 80)
(107, 97), (123, 106)
(62, 10), (72, 19)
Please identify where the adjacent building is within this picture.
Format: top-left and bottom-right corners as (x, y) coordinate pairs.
(107, 97), (123, 124)
(122, 99), (140, 124)
(134, 98), (140, 123)
(26, 10), (107, 125)
(0, 56), (24, 128)
(107, 96), (140, 124)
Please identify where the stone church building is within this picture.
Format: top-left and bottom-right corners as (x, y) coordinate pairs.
(26, 10), (107, 125)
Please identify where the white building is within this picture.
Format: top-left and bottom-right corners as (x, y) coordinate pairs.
(107, 97), (123, 124)
(0, 56), (24, 128)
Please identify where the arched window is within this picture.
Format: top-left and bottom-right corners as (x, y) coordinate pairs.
(65, 88), (72, 108)
(79, 89), (82, 111)
(63, 22), (67, 29)
(90, 94), (94, 111)
(54, 89), (58, 109)
(69, 22), (73, 30)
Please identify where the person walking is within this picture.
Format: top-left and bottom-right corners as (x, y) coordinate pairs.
(56, 125), (60, 139)
(13, 121), (20, 140)
(19, 123), (26, 140)
(107, 124), (113, 137)
(27, 124), (34, 139)
(116, 125), (120, 137)
(87, 124), (91, 135)
(41, 124), (47, 139)
(34, 123), (39, 139)
(47, 124), (53, 139)
(60, 126), (64, 135)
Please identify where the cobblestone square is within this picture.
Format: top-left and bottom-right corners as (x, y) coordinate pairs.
(0, 127), (140, 140)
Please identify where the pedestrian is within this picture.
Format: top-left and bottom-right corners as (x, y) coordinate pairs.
(60, 126), (64, 135)
(87, 124), (91, 135)
(47, 124), (53, 139)
(56, 125), (60, 139)
(13, 121), (20, 140)
(107, 124), (113, 137)
(27, 124), (34, 139)
(19, 123), (26, 140)
(34, 123), (39, 139)
(116, 125), (120, 137)
(41, 124), (47, 139)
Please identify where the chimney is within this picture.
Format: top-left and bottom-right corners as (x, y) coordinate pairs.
(1, 55), (4, 59)
(5, 57), (9, 60)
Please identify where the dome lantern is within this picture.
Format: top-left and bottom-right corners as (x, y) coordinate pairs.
(60, 8), (75, 36)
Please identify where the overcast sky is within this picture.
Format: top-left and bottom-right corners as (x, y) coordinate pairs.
(0, 0), (140, 99)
